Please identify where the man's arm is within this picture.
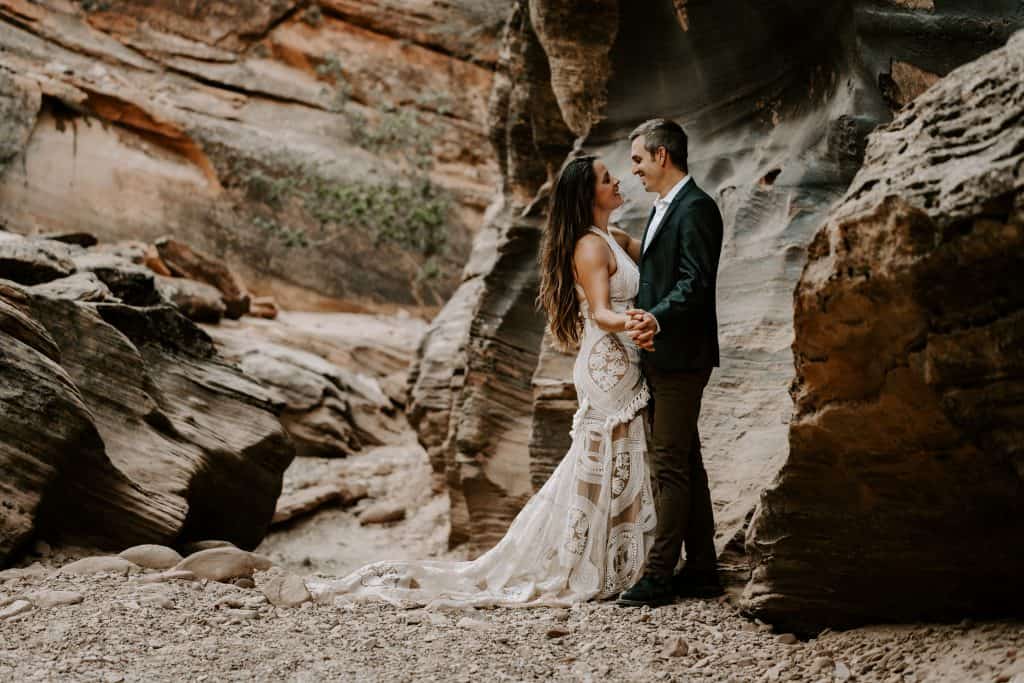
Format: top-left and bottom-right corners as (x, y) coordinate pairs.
(647, 198), (721, 331)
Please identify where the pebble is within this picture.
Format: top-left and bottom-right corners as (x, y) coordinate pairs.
(777, 633), (799, 645)
(27, 589), (84, 608)
(119, 545), (183, 570)
(661, 636), (688, 657)
(60, 556), (139, 576)
(0, 600), (32, 619)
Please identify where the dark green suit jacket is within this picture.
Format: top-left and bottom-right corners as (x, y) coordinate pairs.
(636, 179), (723, 371)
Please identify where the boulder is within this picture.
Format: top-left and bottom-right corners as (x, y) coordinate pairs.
(206, 325), (397, 457)
(743, 30), (1024, 631)
(119, 544), (183, 570)
(358, 502), (406, 525)
(154, 274), (226, 323)
(181, 540), (236, 555)
(38, 232), (98, 248)
(271, 481), (368, 526)
(60, 556), (139, 576)
(260, 573), (311, 607)
(0, 238), (76, 285)
(174, 546), (273, 582)
(248, 296), (279, 319)
(29, 272), (115, 302)
(69, 252), (160, 306)
(155, 238), (250, 319)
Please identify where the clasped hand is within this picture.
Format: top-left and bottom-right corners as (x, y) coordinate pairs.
(625, 309), (656, 351)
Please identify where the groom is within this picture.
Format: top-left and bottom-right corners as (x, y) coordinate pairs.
(619, 118), (724, 607)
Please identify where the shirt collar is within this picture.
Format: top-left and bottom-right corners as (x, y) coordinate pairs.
(655, 175), (691, 208)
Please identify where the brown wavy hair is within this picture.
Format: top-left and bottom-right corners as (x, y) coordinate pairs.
(537, 155), (598, 351)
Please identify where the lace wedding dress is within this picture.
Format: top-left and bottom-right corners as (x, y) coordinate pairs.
(309, 228), (655, 608)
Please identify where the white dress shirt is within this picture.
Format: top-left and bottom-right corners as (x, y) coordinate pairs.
(642, 175), (691, 253)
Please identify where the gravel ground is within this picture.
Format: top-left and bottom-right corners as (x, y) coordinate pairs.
(0, 565), (1021, 682)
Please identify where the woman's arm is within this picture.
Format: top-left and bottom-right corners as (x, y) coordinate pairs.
(609, 226), (642, 263)
(573, 235), (628, 333)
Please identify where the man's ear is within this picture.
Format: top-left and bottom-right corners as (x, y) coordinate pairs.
(656, 147), (668, 167)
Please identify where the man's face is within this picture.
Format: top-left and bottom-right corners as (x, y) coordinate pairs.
(630, 135), (664, 194)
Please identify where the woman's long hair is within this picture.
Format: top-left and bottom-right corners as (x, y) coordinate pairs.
(537, 155), (598, 351)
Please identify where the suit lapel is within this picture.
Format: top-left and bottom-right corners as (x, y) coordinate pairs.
(638, 206), (657, 259)
(641, 180), (697, 262)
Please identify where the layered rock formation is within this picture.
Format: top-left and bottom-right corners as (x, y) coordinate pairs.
(0, 0), (504, 311)
(410, 0), (1024, 578)
(743, 30), (1024, 630)
(0, 233), (295, 564)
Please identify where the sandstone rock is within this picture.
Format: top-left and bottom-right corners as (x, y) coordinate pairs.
(0, 600), (32, 619)
(0, 238), (76, 285)
(155, 238), (250, 318)
(182, 540), (237, 555)
(119, 545), (183, 570)
(38, 232), (98, 248)
(70, 252), (160, 307)
(134, 570), (197, 585)
(271, 481), (368, 526)
(143, 244), (172, 277)
(661, 636), (689, 657)
(29, 271), (115, 302)
(18, 293), (292, 552)
(546, 627), (570, 639)
(260, 574), (311, 608)
(206, 324), (396, 457)
(743, 30), (1024, 631)
(27, 590), (83, 608)
(358, 502), (406, 525)
(248, 296), (279, 319)
(175, 547), (273, 582)
(154, 274), (226, 323)
(61, 556), (139, 576)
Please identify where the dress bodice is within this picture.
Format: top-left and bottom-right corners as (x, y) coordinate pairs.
(575, 228), (640, 318)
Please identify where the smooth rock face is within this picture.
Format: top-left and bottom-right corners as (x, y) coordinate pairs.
(119, 545), (183, 570)
(60, 556), (139, 576)
(175, 547), (273, 582)
(743, 30), (1024, 631)
(407, 1), (574, 550)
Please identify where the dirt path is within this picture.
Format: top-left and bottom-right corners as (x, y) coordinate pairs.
(1, 563), (1021, 682)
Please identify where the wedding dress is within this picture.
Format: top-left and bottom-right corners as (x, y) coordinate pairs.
(309, 228), (655, 608)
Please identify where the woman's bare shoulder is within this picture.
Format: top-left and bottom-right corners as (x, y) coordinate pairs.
(573, 233), (615, 275)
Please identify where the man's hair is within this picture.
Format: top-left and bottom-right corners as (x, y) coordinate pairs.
(629, 118), (688, 171)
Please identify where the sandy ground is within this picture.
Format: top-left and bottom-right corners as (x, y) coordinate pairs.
(2, 441), (1021, 682)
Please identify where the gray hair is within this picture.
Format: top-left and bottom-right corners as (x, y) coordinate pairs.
(629, 118), (688, 171)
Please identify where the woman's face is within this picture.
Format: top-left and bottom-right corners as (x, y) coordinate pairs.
(592, 159), (623, 213)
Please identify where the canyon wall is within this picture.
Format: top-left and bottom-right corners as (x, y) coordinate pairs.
(411, 0), (1024, 629)
(743, 30), (1024, 630)
(0, 0), (504, 311)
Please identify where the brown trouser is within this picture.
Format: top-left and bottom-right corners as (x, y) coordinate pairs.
(644, 365), (716, 577)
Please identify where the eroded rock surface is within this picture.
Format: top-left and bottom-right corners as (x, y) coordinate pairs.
(0, 0), (504, 310)
(0, 236), (295, 565)
(743, 29), (1024, 631)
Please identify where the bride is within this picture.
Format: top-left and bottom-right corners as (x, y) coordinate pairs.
(309, 156), (656, 608)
